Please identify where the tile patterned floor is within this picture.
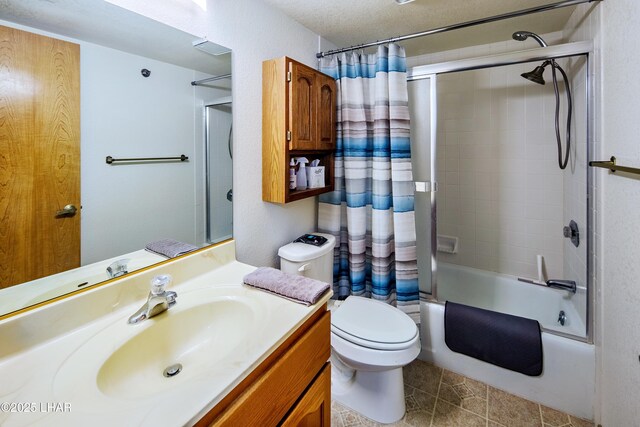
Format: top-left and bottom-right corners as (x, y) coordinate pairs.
(331, 360), (594, 427)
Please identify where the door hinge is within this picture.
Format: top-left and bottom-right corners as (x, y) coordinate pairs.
(287, 71), (292, 82)
(414, 181), (438, 193)
(286, 130), (292, 141)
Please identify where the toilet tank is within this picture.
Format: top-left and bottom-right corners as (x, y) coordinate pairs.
(278, 233), (336, 284)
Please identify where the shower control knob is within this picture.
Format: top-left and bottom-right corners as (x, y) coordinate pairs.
(563, 220), (580, 248)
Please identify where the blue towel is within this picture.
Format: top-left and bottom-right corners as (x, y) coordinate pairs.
(444, 301), (543, 376)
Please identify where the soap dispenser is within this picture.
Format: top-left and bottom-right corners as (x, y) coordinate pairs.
(296, 157), (309, 191)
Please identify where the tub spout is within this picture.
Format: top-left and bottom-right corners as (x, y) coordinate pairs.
(546, 279), (576, 293)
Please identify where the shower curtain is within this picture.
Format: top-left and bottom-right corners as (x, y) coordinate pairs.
(318, 44), (419, 322)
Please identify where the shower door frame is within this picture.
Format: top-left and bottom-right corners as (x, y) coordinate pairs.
(204, 96), (233, 245)
(408, 40), (595, 344)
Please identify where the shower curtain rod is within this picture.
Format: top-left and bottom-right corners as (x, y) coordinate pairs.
(191, 73), (232, 86)
(316, 0), (601, 59)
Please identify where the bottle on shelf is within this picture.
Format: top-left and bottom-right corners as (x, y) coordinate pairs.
(296, 157), (309, 191)
(289, 158), (297, 190)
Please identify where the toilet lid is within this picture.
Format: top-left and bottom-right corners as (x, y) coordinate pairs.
(331, 296), (418, 349)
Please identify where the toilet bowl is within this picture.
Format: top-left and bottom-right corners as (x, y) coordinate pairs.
(330, 296), (420, 424)
(278, 235), (420, 424)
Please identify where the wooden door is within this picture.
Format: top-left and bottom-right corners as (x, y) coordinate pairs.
(316, 73), (336, 151)
(0, 25), (80, 289)
(289, 61), (316, 150)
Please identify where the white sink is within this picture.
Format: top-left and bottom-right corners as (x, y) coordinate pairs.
(0, 241), (330, 427)
(54, 285), (271, 402)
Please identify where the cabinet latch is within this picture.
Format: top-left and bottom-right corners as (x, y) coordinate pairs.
(286, 130), (292, 141)
(287, 71), (292, 82)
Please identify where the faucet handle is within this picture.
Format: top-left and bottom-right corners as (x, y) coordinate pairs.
(150, 274), (173, 295)
(107, 258), (131, 278)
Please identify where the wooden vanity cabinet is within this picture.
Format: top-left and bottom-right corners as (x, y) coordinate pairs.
(197, 307), (331, 427)
(262, 56), (337, 204)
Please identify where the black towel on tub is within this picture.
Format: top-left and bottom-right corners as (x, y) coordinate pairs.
(444, 301), (543, 376)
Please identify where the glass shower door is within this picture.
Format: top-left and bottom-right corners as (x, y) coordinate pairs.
(205, 101), (233, 244)
(408, 76), (438, 300)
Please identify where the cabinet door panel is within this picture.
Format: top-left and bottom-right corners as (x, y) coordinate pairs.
(280, 363), (331, 427)
(316, 74), (336, 151)
(289, 62), (316, 150)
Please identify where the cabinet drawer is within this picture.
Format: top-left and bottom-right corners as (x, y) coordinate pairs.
(202, 310), (330, 426)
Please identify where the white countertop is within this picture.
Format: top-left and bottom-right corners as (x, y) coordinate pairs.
(0, 241), (331, 426)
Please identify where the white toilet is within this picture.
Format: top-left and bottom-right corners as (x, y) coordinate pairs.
(279, 233), (421, 424)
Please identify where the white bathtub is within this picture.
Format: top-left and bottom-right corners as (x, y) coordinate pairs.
(419, 263), (595, 420)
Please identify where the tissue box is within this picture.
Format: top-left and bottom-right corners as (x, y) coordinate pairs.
(306, 166), (325, 189)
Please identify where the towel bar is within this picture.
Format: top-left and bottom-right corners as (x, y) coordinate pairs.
(589, 156), (640, 175)
(106, 154), (189, 164)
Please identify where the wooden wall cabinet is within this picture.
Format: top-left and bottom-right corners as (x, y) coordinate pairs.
(262, 56), (337, 204)
(197, 308), (331, 427)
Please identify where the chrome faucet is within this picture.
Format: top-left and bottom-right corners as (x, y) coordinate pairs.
(107, 258), (130, 278)
(128, 274), (177, 324)
(546, 279), (577, 293)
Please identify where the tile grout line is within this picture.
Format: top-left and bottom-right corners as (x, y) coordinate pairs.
(538, 402), (544, 426)
(429, 368), (444, 427)
(485, 384), (489, 427)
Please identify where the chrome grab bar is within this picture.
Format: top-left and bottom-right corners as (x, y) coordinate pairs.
(106, 154), (189, 164)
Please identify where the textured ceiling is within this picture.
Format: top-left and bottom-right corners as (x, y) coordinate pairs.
(261, 0), (577, 56)
(0, 0), (231, 76)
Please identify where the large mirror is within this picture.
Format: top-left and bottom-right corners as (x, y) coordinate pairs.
(0, 0), (232, 316)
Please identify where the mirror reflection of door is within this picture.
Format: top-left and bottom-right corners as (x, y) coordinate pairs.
(205, 101), (233, 244)
(0, 25), (81, 288)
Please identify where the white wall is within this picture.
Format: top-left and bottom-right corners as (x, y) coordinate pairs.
(81, 44), (223, 263)
(206, 0), (337, 268)
(564, 2), (640, 426)
(108, 0), (337, 268)
(584, 1), (640, 426)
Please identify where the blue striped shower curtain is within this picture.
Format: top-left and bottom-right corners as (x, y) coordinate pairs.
(318, 44), (419, 322)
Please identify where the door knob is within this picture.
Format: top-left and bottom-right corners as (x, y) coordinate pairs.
(55, 204), (77, 218)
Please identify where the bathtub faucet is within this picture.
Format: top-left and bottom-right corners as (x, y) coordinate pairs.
(546, 279), (577, 293)
(128, 275), (177, 324)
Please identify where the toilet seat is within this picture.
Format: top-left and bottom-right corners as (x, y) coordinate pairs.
(331, 296), (418, 351)
(331, 325), (419, 351)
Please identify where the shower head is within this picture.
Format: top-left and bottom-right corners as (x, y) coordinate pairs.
(520, 61), (551, 85)
(512, 31), (548, 48)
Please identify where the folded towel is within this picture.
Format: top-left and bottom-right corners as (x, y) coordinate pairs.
(444, 301), (543, 376)
(145, 239), (198, 258)
(243, 267), (330, 306)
